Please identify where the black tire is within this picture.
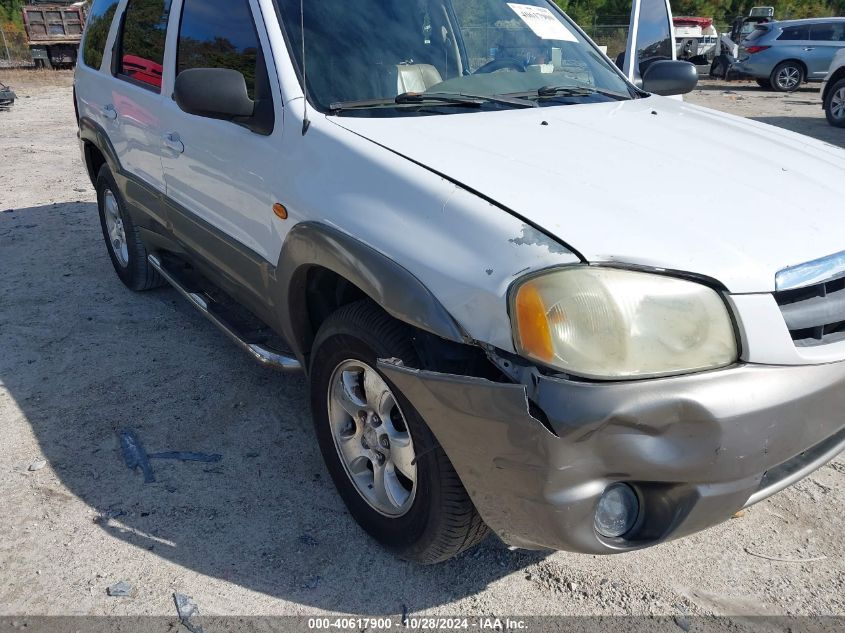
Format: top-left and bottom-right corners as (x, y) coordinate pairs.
(824, 78), (845, 128)
(770, 61), (804, 92)
(755, 78), (772, 89)
(709, 59), (725, 79)
(95, 164), (164, 291)
(309, 300), (489, 564)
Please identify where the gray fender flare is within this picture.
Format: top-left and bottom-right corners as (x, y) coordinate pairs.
(78, 117), (122, 184)
(273, 222), (467, 364)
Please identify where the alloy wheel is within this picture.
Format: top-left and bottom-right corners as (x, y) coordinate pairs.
(103, 189), (129, 267)
(831, 87), (845, 122)
(776, 66), (801, 91)
(327, 359), (417, 517)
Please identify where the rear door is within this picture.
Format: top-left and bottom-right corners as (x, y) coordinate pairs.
(622, 0), (676, 85)
(774, 23), (811, 73)
(74, 0), (121, 140)
(807, 22), (845, 79)
(107, 0), (171, 193)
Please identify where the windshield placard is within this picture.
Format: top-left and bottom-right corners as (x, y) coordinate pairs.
(507, 3), (577, 41)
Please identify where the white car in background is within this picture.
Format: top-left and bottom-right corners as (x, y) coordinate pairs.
(823, 48), (845, 127)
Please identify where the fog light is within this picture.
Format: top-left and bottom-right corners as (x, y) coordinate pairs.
(595, 483), (639, 538)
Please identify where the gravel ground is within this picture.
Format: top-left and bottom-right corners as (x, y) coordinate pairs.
(687, 79), (844, 148)
(1, 71), (844, 623)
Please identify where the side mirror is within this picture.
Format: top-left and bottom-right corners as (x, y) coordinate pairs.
(641, 60), (699, 96)
(174, 68), (254, 120)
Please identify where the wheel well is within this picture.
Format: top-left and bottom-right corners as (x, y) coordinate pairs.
(299, 266), (500, 379)
(83, 141), (106, 187)
(773, 59), (808, 78)
(823, 68), (845, 103)
(304, 266), (368, 349)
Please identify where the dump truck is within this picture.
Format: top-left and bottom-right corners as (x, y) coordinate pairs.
(21, 1), (87, 68)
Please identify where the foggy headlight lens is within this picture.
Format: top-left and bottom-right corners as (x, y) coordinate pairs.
(511, 267), (737, 379)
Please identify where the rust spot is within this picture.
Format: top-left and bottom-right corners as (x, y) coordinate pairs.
(509, 225), (570, 255)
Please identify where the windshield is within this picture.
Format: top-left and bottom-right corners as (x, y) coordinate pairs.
(274, 0), (634, 115)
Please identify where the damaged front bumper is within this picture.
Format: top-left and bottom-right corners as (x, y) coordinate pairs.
(379, 360), (845, 554)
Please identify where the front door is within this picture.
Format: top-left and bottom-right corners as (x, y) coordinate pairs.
(157, 0), (286, 307)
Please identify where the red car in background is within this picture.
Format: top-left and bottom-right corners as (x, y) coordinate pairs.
(121, 54), (163, 89)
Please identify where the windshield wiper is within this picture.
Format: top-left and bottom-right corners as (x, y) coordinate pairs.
(396, 91), (537, 108)
(330, 91), (536, 113)
(534, 85), (633, 100)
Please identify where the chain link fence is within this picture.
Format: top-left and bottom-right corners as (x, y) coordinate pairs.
(0, 23), (34, 68)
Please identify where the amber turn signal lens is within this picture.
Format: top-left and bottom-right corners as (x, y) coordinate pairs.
(514, 282), (554, 362)
(273, 203), (288, 220)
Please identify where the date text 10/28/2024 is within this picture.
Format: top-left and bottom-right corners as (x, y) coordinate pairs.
(307, 617), (528, 630)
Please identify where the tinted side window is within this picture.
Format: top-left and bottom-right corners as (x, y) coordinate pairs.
(778, 26), (810, 41)
(177, 0), (263, 99)
(83, 0), (119, 69)
(810, 23), (845, 41)
(117, 0), (171, 90)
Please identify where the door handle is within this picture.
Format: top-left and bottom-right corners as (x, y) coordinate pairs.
(162, 132), (184, 154)
(803, 47), (815, 51)
(101, 104), (117, 120)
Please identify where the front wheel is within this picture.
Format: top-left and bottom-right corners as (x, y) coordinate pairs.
(825, 78), (845, 127)
(309, 300), (489, 563)
(770, 61), (804, 92)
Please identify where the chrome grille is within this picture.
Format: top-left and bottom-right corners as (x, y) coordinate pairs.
(774, 275), (845, 347)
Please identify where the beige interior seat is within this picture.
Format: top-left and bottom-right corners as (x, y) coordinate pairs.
(396, 63), (443, 94)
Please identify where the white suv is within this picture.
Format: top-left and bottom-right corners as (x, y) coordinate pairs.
(823, 47), (845, 126)
(75, 0), (845, 563)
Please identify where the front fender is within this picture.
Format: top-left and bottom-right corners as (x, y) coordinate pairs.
(272, 222), (467, 365)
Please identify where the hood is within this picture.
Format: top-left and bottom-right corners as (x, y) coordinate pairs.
(332, 96), (845, 293)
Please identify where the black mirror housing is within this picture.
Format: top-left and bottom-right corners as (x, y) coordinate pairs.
(641, 60), (699, 96)
(174, 68), (255, 121)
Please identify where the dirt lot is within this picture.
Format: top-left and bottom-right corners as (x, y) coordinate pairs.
(1, 70), (844, 624)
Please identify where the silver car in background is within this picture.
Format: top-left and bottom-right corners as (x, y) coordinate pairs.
(730, 18), (845, 91)
(822, 48), (845, 126)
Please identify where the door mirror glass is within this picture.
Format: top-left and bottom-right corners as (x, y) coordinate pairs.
(174, 68), (255, 119)
(641, 59), (698, 95)
(624, 0), (675, 82)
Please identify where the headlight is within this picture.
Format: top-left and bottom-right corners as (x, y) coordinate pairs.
(510, 267), (737, 379)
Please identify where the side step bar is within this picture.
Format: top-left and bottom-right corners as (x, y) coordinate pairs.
(148, 254), (302, 372)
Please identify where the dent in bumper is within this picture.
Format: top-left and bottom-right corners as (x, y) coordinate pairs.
(379, 360), (845, 554)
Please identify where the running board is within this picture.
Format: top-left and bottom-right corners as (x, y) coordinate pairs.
(148, 254), (302, 372)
